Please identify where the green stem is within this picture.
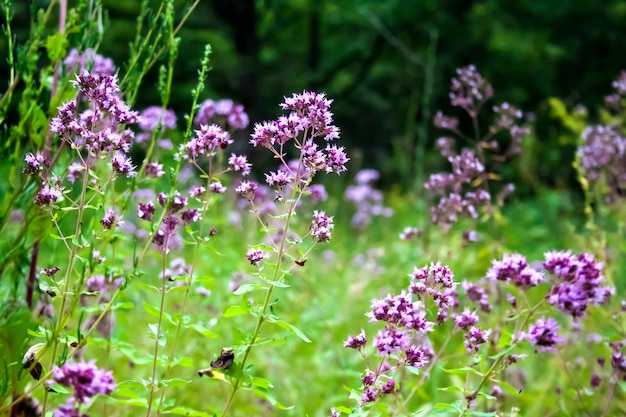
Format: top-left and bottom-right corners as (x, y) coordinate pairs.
(145, 243), (170, 417)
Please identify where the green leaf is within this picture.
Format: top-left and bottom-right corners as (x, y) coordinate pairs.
(267, 319), (311, 343)
(469, 411), (497, 417)
(497, 332), (513, 348)
(252, 388), (293, 410)
(162, 406), (215, 416)
(159, 378), (191, 388)
(223, 305), (248, 318)
(433, 402), (460, 412)
(437, 386), (464, 393)
(442, 367), (482, 376)
(112, 301), (135, 310)
(233, 283), (263, 295)
(188, 323), (218, 338)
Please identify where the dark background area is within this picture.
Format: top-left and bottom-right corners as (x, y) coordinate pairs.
(3, 0), (626, 193)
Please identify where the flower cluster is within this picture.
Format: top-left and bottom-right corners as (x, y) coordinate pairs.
(64, 48), (115, 76)
(409, 262), (458, 323)
(543, 250), (613, 318)
(604, 70), (626, 110)
(143, 192), (201, 252)
(135, 106), (177, 147)
(523, 317), (564, 352)
(249, 91), (347, 176)
(577, 125), (625, 200)
(49, 360), (115, 417)
(344, 169), (393, 229)
(486, 253), (543, 289)
(343, 263), (463, 408)
(194, 98), (249, 130)
(428, 66), (529, 229)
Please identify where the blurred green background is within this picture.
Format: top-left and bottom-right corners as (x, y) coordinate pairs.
(3, 0), (626, 192)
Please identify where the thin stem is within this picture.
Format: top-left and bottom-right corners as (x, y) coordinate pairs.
(41, 159), (90, 415)
(556, 347), (593, 417)
(601, 371), (618, 417)
(145, 242), (170, 417)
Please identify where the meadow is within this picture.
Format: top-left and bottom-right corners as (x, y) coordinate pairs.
(1, 1), (625, 416)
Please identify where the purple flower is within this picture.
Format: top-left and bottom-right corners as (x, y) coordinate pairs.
(310, 210), (334, 242)
(524, 317), (564, 352)
(181, 124), (231, 160)
(138, 106), (176, 132)
(344, 329), (367, 350)
(399, 227), (421, 241)
(462, 280), (492, 313)
(228, 154), (251, 176)
(137, 202), (155, 221)
(454, 309), (479, 331)
(189, 186), (206, 198)
(34, 183), (62, 206)
(544, 251), (613, 318)
(265, 170), (292, 188)
(146, 162), (165, 178)
(64, 48), (115, 76)
(246, 248), (268, 267)
(449, 65), (493, 117)
(487, 253), (543, 289)
(464, 326), (491, 354)
(100, 208), (123, 230)
(209, 181), (227, 194)
(374, 326), (410, 356)
(111, 152), (136, 177)
(324, 144), (349, 174)
(380, 378), (396, 394)
(434, 111), (460, 131)
(24, 151), (48, 175)
(67, 162), (84, 184)
(235, 180), (258, 200)
(181, 209), (201, 225)
(361, 386), (379, 404)
(578, 125), (625, 183)
(308, 184), (328, 203)
(50, 360), (115, 404)
(404, 345), (429, 368)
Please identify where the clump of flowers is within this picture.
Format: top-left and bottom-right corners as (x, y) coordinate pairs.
(49, 360), (115, 417)
(135, 106), (177, 147)
(64, 48), (115, 76)
(340, 263), (489, 410)
(426, 65), (529, 229)
(344, 169), (392, 229)
(543, 250), (613, 318)
(194, 98), (249, 131)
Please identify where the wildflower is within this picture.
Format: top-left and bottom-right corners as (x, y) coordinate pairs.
(462, 280), (492, 312)
(138, 106), (176, 132)
(182, 124), (231, 160)
(464, 326), (491, 354)
(41, 266), (61, 277)
(361, 386), (379, 404)
(110, 152), (136, 177)
(578, 125), (625, 183)
(308, 184), (328, 203)
(250, 121), (277, 148)
(345, 169), (391, 229)
(454, 309), (479, 331)
(399, 227), (421, 240)
(23, 152), (48, 175)
(434, 111), (459, 130)
(181, 209), (201, 225)
(189, 186), (206, 198)
(265, 170), (292, 188)
(374, 326), (410, 356)
(228, 154), (251, 176)
(246, 248), (268, 267)
(524, 317), (564, 352)
(449, 65), (493, 117)
(344, 329), (367, 350)
(209, 181), (227, 194)
(380, 379), (396, 394)
(404, 345), (429, 368)
(487, 253), (543, 289)
(49, 360), (115, 404)
(544, 251), (613, 318)
(34, 183), (62, 206)
(310, 210), (334, 242)
(324, 144), (349, 174)
(100, 208), (123, 230)
(67, 162), (84, 183)
(146, 162), (165, 178)
(235, 180), (258, 200)
(137, 202), (155, 221)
